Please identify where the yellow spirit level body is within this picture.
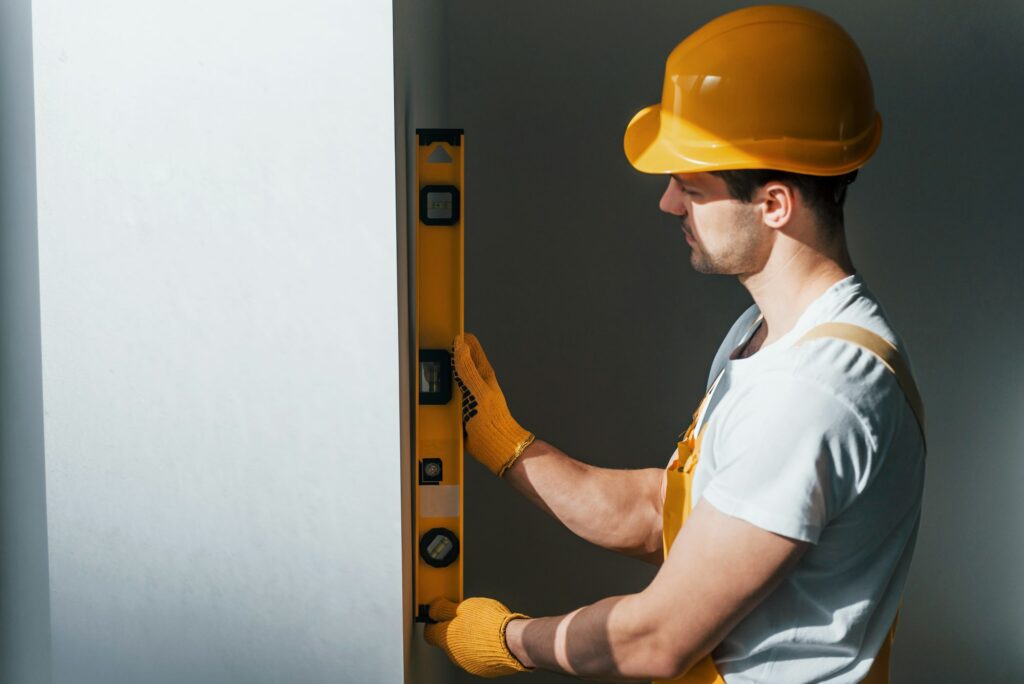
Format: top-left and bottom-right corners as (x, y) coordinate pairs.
(413, 129), (465, 621)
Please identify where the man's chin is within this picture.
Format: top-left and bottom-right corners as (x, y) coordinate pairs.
(689, 252), (717, 274)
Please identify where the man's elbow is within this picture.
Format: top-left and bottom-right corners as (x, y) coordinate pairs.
(642, 642), (704, 681)
(619, 613), (704, 680)
(643, 656), (688, 681)
(614, 637), (680, 681)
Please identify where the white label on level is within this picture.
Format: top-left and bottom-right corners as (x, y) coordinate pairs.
(420, 485), (459, 518)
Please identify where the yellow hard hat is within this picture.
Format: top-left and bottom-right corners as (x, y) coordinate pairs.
(624, 5), (882, 176)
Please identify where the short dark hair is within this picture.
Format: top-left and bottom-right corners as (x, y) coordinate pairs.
(711, 169), (858, 234)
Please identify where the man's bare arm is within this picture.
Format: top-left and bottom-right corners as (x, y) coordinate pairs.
(450, 334), (666, 562)
(504, 500), (808, 680)
(502, 438), (666, 563)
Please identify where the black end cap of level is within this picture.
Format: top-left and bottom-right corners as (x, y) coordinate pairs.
(415, 604), (436, 624)
(417, 128), (463, 147)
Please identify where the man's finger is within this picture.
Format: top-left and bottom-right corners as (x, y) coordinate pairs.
(464, 334), (498, 386)
(428, 597), (460, 623)
(452, 340), (489, 398)
(423, 619), (450, 648)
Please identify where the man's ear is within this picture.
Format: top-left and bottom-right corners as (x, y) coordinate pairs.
(757, 181), (795, 230)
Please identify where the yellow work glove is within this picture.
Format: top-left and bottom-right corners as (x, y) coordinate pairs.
(452, 333), (535, 476)
(423, 597), (532, 677)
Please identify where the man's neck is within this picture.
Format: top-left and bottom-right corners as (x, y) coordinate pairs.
(739, 238), (855, 350)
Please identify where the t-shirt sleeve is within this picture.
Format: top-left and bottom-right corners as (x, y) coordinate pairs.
(699, 373), (876, 543)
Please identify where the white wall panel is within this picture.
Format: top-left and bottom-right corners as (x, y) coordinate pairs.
(32, 1), (404, 681)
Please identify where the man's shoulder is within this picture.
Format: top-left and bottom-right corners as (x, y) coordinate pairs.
(787, 286), (916, 433)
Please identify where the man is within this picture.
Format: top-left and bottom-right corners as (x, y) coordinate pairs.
(425, 6), (925, 683)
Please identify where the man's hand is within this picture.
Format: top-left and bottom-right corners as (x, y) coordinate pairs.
(452, 333), (535, 476)
(423, 597), (532, 677)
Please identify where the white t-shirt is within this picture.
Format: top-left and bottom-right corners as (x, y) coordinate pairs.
(681, 274), (925, 683)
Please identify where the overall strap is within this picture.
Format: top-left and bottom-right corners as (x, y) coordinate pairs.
(796, 322), (926, 440)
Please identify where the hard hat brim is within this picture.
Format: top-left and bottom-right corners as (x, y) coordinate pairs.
(624, 103), (882, 177)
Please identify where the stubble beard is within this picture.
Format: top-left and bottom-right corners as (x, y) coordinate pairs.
(686, 207), (764, 275)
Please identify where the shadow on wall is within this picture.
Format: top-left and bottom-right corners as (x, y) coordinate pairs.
(0, 0), (52, 681)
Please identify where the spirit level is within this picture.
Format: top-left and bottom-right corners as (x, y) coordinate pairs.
(413, 128), (465, 622)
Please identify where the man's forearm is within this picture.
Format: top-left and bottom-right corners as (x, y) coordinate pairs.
(504, 595), (679, 681)
(503, 439), (664, 561)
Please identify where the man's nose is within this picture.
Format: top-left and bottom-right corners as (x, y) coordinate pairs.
(659, 177), (687, 216)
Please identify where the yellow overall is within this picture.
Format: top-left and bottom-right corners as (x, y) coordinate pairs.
(656, 322), (926, 684)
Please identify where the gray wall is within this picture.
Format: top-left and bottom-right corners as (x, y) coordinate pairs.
(29, 1), (406, 682)
(441, 2), (1024, 682)
(0, 0), (53, 681)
